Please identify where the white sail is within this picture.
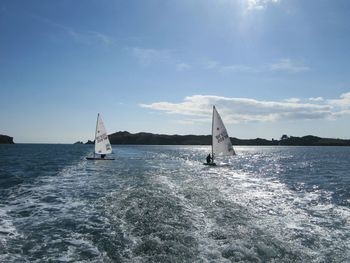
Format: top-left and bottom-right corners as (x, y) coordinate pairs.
(94, 114), (112, 155)
(212, 106), (235, 158)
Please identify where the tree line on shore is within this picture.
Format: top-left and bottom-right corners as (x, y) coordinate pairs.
(80, 131), (350, 146)
(0, 135), (14, 144)
(2, 132), (350, 146)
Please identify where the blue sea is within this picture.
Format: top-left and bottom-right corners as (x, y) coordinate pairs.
(0, 144), (349, 262)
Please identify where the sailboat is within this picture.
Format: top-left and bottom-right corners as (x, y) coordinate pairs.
(86, 113), (115, 160)
(204, 105), (235, 166)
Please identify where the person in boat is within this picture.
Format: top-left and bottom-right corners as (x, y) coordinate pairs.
(101, 154), (106, 159)
(206, 154), (212, 164)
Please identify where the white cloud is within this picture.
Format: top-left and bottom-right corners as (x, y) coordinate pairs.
(328, 92), (350, 108)
(219, 64), (253, 73)
(202, 59), (220, 69)
(87, 30), (115, 46)
(130, 47), (173, 65)
(270, 58), (311, 73)
(309, 97), (324, 102)
(67, 30), (115, 46)
(128, 47), (310, 75)
(245, 0), (281, 11)
(284, 98), (301, 103)
(175, 119), (208, 125)
(201, 59), (256, 73)
(177, 63), (191, 71)
(31, 14), (116, 46)
(333, 109), (350, 117)
(140, 94), (343, 124)
(201, 58), (309, 74)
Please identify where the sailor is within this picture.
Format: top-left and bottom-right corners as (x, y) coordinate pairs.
(206, 154), (212, 164)
(101, 154), (106, 159)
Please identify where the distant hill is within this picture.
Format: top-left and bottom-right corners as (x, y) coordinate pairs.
(278, 135), (350, 146)
(108, 131), (211, 145)
(103, 131), (350, 146)
(0, 134), (14, 144)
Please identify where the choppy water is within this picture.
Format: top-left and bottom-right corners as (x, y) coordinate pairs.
(0, 144), (349, 262)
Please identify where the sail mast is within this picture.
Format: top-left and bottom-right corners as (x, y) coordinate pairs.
(94, 113), (99, 158)
(212, 105), (215, 164)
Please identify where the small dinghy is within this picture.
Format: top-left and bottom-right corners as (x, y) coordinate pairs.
(86, 113), (114, 160)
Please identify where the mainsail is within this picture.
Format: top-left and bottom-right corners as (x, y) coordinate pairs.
(94, 114), (112, 155)
(212, 106), (235, 160)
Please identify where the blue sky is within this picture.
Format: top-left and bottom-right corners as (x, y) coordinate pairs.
(1, 0), (350, 143)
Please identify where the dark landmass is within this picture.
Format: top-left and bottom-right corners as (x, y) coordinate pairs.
(85, 140), (94, 145)
(109, 131), (212, 145)
(104, 131), (350, 146)
(0, 134), (14, 144)
(277, 135), (350, 146)
(74, 141), (84, 145)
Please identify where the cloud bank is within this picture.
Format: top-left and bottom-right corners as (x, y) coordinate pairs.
(140, 93), (350, 124)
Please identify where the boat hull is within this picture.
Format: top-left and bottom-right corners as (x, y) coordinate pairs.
(203, 162), (217, 166)
(86, 157), (115, 160)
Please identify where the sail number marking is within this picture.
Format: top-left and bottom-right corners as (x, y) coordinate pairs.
(96, 133), (108, 143)
(215, 130), (228, 143)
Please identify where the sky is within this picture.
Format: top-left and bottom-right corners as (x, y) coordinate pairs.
(1, 0), (350, 143)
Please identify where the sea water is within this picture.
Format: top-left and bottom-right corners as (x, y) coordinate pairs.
(0, 144), (349, 262)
